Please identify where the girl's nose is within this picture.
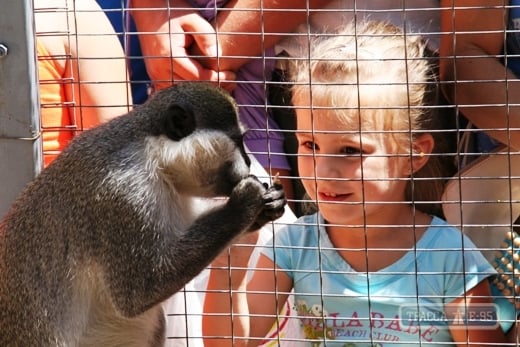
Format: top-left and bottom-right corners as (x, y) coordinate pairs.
(314, 154), (343, 180)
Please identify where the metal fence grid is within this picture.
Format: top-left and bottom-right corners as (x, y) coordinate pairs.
(1, 1), (520, 346)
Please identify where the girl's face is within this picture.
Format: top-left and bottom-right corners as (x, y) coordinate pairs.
(295, 107), (411, 226)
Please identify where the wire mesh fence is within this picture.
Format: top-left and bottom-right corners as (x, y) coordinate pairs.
(1, 1), (520, 346)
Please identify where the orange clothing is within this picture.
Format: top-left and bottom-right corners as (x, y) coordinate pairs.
(37, 40), (75, 167)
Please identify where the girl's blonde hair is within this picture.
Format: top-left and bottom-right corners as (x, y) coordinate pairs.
(289, 20), (455, 217)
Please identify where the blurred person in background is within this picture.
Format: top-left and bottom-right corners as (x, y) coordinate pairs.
(35, 0), (131, 167)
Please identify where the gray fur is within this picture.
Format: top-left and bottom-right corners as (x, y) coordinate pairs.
(0, 83), (286, 347)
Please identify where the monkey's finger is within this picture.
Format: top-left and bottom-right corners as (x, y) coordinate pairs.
(263, 187), (285, 202)
(263, 197), (287, 210)
(244, 174), (269, 193)
(273, 180), (284, 190)
(260, 206), (286, 222)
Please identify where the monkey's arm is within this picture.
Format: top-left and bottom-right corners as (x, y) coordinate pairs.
(105, 175), (286, 317)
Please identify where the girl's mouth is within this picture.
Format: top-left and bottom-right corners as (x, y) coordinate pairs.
(317, 192), (351, 202)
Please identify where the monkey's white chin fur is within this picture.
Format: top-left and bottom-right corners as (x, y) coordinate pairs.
(144, 131), (250, 196)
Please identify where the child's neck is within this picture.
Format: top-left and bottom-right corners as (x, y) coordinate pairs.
(325, 207), (432, 272)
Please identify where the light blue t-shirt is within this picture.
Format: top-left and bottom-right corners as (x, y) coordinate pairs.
(263, 213), (508, 346)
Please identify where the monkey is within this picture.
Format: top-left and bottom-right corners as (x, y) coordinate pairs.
(0, 82), (287, 347)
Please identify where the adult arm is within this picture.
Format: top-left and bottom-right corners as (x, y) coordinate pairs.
(208, 0), (334, 71)
(71, 0), (133, 126)
(36, 0), (132, 128)
(130, 0), (333, 86)
(439, 0), (520, 149)
(447, 280), (507, 345)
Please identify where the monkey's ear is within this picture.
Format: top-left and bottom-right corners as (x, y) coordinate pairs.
(163, 104), (197, 141)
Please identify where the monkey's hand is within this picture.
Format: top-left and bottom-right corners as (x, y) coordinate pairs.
(227, 175), (286, 233)
(248, 178), (287, 232)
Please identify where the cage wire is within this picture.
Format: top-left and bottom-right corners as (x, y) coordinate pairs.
(3, 0), (518, 345)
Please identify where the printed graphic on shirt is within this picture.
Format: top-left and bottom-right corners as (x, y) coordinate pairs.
(294, 299), (499, 346)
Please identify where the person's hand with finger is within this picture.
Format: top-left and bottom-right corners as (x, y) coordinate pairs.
(131, 0), (236, 92)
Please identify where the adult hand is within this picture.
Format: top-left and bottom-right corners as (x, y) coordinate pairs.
(131, 0), (236, 91)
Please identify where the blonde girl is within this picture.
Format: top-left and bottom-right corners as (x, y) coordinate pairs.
(203, 21), (511, 346)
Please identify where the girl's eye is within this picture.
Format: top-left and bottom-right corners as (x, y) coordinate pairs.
(301, 141), (318, 151)
(341, 146), (361, 156)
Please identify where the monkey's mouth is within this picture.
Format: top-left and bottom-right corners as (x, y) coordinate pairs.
(209, 161), (249, 196)
(214, 178), (241, 197)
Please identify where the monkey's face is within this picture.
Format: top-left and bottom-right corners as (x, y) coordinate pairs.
(145, 83), (251, 198)
(146, 130), (250, 198)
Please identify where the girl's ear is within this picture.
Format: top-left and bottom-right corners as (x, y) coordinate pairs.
(409, 133), (435, 174)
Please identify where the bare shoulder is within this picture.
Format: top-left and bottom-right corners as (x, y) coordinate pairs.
(33, 0), (69, 56)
